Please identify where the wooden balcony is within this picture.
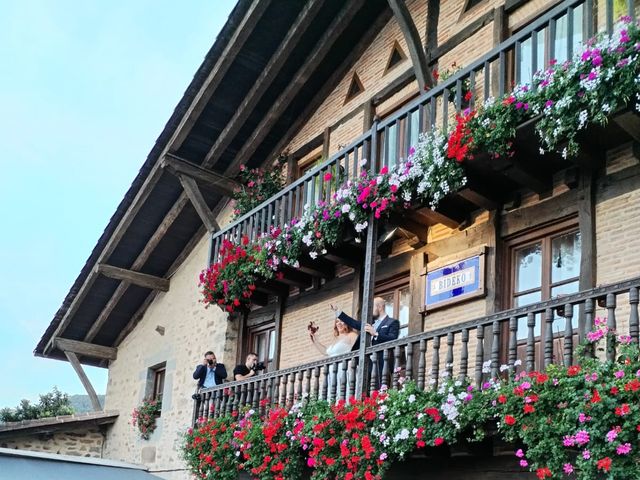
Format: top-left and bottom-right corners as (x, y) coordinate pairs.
(193, 275), (640, 423)
(209, 0), (640, 298)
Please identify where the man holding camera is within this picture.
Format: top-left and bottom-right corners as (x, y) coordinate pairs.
(193, 351), (227, 389)
(233, 352), (264, 381)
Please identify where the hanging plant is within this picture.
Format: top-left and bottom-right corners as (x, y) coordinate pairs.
(232, 152), (288, 219)
(131, 398), (161, 440)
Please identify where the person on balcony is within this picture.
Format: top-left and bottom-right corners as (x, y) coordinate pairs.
(309, 318), (358, 357)
(233, 352), (260, 381)
(330, 297), (400, 387)
(193, 351), (227, 389)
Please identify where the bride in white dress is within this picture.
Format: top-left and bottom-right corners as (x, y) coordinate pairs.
(310, 318), (358, 396)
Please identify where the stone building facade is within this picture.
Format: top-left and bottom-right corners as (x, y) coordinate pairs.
(34, 0), (640, 479)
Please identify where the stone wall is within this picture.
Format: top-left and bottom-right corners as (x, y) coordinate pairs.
(0, 426), (104, 458)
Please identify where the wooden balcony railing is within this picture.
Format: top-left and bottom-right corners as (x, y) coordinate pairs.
(193, 275), (640, 424)
(209, 0), (638, 264)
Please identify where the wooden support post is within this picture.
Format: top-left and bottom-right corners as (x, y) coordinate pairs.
(322, 126), (331, 160)
(426, 0), (440, 59)
(64, 351), (102, 411)
(578, 169), (596, 342)
(177, 174), (220, 232)
(409, 251), (426, 335)
(387, 0), (434, 89)
(351, 264), (364, 319)
(161, 154), (240, 196)
(55, 338), (117, 361)
(273, 296), (285, 370)
(96, 264), (170, 291)
(356, 211), (378, 398)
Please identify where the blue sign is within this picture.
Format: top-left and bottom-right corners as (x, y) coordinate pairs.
(425, 255), (484, 310)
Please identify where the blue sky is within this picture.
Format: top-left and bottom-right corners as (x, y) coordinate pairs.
(0, 0), (235, 407)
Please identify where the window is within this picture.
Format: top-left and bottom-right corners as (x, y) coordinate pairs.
(516, 5), (584, 85)
(344, 72), (364, 104)
(506, 219), (581, 339)
(377, 93), (421, 171)
(243, 311), (277, 373)
(376, 277), (411, 338)
(384, 40), (407, 74)
(152, 367), (166, 402)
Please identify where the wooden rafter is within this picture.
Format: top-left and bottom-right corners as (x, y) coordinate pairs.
(176, 174), (220, 232)
(96, 264), (170, 292)
(64, 351), (102, 411)
(161, 153), (240, 197)
(222, 0), (367, 177)
(54, 338), (117, 361)
(43, 2), (270, 356)
(199, 0), (325, 171)
(409, 207), (461, 230)
(387, 0), (434, 89)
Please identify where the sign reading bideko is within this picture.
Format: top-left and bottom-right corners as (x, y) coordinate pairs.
(425, 253), (486, 311)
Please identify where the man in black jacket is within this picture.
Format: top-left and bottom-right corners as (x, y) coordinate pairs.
(193, 351), (227, 389)
(330, 297), (400, 387)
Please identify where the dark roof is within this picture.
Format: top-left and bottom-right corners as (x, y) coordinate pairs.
(35, 0), (390, 366)
(0, 448), (162, 479)
(0, 411), (118, 439)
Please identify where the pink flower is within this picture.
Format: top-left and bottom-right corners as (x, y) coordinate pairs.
(520, 460), (528, 468)
(575, 430), (590, 446)
(323, 172), (332, 182)
(582, 450), (591, 459)
(380, 166), (388, 175)
(614, 370), (625, 379)
(563, 463), (574, 474)
(606, 428), (618, 443)
(617, 443), (632, 455)
(515, 449), (525, 458)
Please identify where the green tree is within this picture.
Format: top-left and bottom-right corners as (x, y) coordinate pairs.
(0, 387), (74, 423)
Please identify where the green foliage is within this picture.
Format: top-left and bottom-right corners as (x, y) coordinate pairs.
(0, 387), (74, 423)
(130, 398), (161, 440)
(232, 153), (288, 219)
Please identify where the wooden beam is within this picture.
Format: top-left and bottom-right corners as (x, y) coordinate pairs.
(199, 0), (325, 172)
(64, 351), (102, 411)
(262, 6), (393, 169)
(458, 187), (499, 211)
(43, 1), (269, 355)
(394, 218), (428, 248)
(223, 0), (367, 177)
(426, 0), (439, 53)
(324, 244), (364, 268)
(55, 338), (117, 361)
(387, 0), (434, 89)
(578, 169), (596, 290)
(96, 264), (170, 292)
(427, 9), (495, 61)
(84, 196), (190, 343)
(177, 174), (220, 232)
(257, 281), (289, 298)
(322, 126), (331, 161)
(410, 207), (461, 230)
(296, 256), (335, 279)
(614, 111), (640, 143)
(277, 266), (313, 289)
(161, 154), (240, 197)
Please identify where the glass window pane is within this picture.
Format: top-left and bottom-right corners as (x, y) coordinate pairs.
(514, 243), (542, 293)
(572, 5), (584, 56)
(519, 37), (533, 84)
(554, 12), (568, 64)
(398, 287), (411, 338)
(552, 280), (580, 330)
(386, 124), (398, 170)
(268, 330), (275, 361)
(551, 231), (581, 283)
(409, 109), (420, 155)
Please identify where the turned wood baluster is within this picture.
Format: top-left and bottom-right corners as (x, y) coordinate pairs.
(526, 313), (536, 372)
(381, 349), (390, 388)
(328, 363), (337, 403)
(392, 345), (401, 389)
(431, 336), (441, 388)
(491, 321), (500, 378)
(630, 287), (639, 344)
(406, 343), (414, 382)
(220, 389), (228, 415)
(348, 358), (356, 399)
(459, 329), (469, 381)
(606, 293), (617, 361)
(251, 379), (260, 410)
(445, 332), (454, 379)
(210, 390), (219, 419)
(288, 373), (296, 407)
(584, 298), (594, 357)
(312, 366), (320, 399)
(304, 368), (311, 400)
(277, 375), (285, 407)
(263, 378), (273, 415)
(564, 303), (574, 367)
(544, 308), (554, 368)
(508, 317), (517, 372)
(240, 383), (248, 409)
(233, 385), (241, 413)
(369, 353), (379, 393)
(475, 328), (484, 388)
(417, 339), (426, 390)
(195, 392), (204, 420)
(340, 360), (348, 401)
(321, 364), (329, 401)
(293, 371), (301, 404)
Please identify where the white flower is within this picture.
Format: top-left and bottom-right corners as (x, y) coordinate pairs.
(341, 203), (351, 213)
(499, 364), (509, 372)
(354, 221), (368, 233)
(514, 359), (522, 367)
(309, 251), (318, 259)
(408, 394), (416, 404)
(321, 249), (327, 254)
(359, 158), (368, 167)
(482, 360), (492, 374)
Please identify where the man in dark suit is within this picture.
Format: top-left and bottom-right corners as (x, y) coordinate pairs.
(193, 350), (227, 389)
(331, 297), (400, 387)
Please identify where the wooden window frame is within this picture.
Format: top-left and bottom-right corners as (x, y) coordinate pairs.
(504, 216), (580, 308)
(152, 367), (166, 402)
